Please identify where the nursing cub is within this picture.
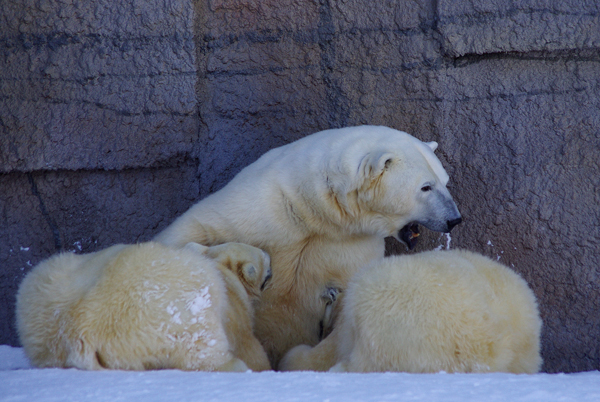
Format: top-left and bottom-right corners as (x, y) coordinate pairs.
(16, 242), (272, 371)
(280, 249), (542, 374)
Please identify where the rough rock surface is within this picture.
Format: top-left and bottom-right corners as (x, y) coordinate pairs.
(1, 0), (599, 373)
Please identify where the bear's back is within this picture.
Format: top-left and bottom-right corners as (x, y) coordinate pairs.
(342, 251), (495, 372)
(452, 250), (542, 373)
(73, 242), (231, 370)
(17, 242), (234, 370)
(341, 249), (541, 373)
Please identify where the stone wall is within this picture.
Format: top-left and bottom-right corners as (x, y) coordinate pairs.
(1, 0), (599, 373)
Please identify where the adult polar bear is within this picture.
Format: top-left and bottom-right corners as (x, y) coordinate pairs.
(155, 125), (462, 366)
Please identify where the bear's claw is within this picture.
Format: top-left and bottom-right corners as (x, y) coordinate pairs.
(322, 287), (340, 305)
(319, 286), (342, 341)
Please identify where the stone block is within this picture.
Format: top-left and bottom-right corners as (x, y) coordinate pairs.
(0, 0), (197, 172)
(202, 0), (320, 36)
(438, 0), (600, 56)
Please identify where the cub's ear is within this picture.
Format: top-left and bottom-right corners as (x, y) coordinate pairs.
(242, 264), (258, 282)
(183, 242), (210, 255)
(426, 141), (438, 152)
(360, 151), (396, 178)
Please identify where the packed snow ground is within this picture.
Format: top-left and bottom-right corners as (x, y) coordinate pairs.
(1, 345), (598, 402)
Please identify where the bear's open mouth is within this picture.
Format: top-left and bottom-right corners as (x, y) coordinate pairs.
(398, 223), (420, 250)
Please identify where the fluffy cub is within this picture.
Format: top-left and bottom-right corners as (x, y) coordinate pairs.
(279, 249), (542, 374)
(16, 241), (272, 371)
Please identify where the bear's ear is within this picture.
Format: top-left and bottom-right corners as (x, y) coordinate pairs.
(183, 242), (210, 255)
(242, 263), (258, 282)
(361, 151), (395, 178)
(426, 141), (438, 152)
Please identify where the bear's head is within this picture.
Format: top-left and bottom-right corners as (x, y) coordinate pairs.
(197, 242), (272, 299)
(316, 126), (462, 247)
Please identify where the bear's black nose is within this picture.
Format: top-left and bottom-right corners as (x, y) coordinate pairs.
(447, 217), (463, 232)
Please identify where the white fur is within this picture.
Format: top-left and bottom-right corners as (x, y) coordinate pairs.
(155, 125), (461, 365)
(16, 242), (272, 371)
(279, 249), (542, 374)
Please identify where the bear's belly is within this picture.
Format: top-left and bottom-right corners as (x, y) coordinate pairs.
(253, 235), (385, 367)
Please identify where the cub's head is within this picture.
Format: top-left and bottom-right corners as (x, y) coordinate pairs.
(193, 242), (272, 299)
(325, 127), (462, 248)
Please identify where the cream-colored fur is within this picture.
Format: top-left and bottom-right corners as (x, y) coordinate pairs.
(16, 241), (272, 371)
(279, 249), (542, 374)
(154, 125), (461, 366)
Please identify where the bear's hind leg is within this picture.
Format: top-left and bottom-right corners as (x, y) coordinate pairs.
(278, 329), (339, 372)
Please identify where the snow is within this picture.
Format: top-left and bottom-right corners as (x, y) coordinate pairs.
(1, 346), (599, 402)
(187, 286), (211, 316)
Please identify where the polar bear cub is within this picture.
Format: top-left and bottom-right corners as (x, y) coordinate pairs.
(16, 241), (272, 371)
(279, 249), (542, 374)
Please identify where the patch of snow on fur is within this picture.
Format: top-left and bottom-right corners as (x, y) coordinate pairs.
(166, 302), (182, 324)
(187, 286), (211, 316)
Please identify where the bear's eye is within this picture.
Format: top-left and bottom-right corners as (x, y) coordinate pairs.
(421, 185), (432, 192)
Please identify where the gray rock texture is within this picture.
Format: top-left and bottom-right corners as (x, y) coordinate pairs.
(1, 0), (599, 373)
